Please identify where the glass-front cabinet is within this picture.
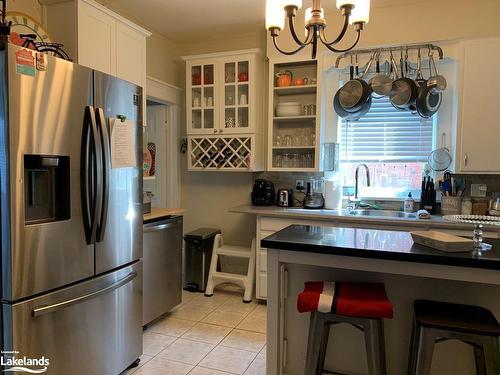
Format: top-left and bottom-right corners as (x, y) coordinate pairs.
(183, 49), (264, 171)
(185, 51), (261, 136)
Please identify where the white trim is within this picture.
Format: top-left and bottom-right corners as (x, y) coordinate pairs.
(146, 76), (184, 92)
(146, 77), (182, 208)
(181, 48), (262, 61)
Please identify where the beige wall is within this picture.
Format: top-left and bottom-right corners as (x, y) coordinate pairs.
(7, 0), (42, 20)
(179, 32), (266, 246)
(146, 32), (183, 87)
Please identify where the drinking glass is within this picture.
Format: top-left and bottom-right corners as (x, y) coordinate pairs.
(274, 134), (282, 147)
(284, 135), (293, 147)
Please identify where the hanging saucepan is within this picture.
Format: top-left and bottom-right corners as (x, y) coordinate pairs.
(339, 53), (374, 113)
(390, 50), (419, 111)
(427, 52), (447, 94)
(334, 62), (372, 121)
(415, 51), (442, 118)
(370, 50), (394, 97)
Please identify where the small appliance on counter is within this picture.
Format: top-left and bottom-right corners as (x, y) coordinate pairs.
(277, 189), (294, 207)
(252, 179), (275, 206)
(303, 178), (325, 209)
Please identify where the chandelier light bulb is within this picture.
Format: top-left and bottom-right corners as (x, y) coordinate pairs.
(265, 0), (285, 30)
(350, 0), (370, 24)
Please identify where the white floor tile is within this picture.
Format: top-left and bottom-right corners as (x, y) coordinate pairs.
(134, 357), (193, 375)
(182, 323), (231, 344)
(171, 303), (215, 321)
(189, 367), (233, 375)
(198, 346), (257, 375)
(202, 310), (247, 328)
(243, 354), (266, 375)
(219, 330), (266, 353)
(121, 354), (153, 374)
(259, 345), (266, 358)
(142, 332), (176, 356)
(182, 290), (198, 304)
(158, 338), (215, 365)
(217, 299), (258, 314)
(149, 317), (196, 337)
(236, 311), (266, 334)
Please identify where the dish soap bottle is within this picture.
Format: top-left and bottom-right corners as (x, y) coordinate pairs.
(404, 192), (415, 213)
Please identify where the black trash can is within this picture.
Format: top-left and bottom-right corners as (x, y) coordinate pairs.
(183, 228), (221, 292)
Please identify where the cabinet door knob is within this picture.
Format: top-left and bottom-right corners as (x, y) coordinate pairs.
(464, 153), (469, 167)
(214, 129), (218, 133)
(219, 129), (223, 133)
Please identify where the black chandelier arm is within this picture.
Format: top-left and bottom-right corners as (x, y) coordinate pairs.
(272, 34), (308, 56)
(318, 14), (350, 47)
(321, 29), (361, 53)
(288, 12), (310, 46)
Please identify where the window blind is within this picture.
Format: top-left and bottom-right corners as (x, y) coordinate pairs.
(339, 96), (434, 162)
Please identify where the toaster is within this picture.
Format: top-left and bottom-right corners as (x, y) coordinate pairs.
(251, 179), (275, 206)
(277, 189), (294, 207)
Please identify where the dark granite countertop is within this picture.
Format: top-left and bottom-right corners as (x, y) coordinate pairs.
(261, 225), (500, 270)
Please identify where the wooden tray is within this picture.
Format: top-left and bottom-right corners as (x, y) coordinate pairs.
(410, 231), (473, 253)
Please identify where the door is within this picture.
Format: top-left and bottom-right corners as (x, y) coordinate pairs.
(220, 55), (253, 134)
(187, 60), (218, 135)
(116, 20), (146, 87)
(458, 38), (500, 172)
(93, 72), (143, 274)
(3, 261), (142, 375)
(143, 217), (183, 325)
(77, 0), (116, 75)
(2, 45), (95, 301)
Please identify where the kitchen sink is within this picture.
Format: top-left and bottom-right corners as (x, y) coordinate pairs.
(348, 209), (417, 219)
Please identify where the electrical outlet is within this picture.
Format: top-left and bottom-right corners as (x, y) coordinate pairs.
(295, 179), (305, 191)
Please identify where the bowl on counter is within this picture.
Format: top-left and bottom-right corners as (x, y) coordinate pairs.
(276, 102), (302, 117)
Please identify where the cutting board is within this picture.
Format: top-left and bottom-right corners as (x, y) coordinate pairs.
(411, 231), (474, 253)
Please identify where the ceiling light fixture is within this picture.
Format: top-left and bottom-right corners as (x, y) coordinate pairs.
(266, 0), (370, 59)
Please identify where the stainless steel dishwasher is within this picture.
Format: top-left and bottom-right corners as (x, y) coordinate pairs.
(143, 216), (183, 325)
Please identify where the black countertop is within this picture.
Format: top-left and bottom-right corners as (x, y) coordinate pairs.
(261, 225), (500, 270)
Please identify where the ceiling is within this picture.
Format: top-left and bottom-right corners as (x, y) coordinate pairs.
(99, 0), (430, 43)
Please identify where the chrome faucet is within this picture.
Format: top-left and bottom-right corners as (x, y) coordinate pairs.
(348, 164), (371, 210)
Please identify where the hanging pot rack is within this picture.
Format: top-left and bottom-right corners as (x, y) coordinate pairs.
(334, 43), (444, 68)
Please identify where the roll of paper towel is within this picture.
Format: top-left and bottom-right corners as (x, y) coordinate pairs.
(324, 178), (343, 210)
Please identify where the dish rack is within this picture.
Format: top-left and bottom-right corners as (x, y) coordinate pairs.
(188, 135), (262, 171)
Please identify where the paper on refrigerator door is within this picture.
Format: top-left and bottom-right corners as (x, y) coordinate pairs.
(110, 118), (137, 168)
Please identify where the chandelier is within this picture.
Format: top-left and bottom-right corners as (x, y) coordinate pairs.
(266, 0), (370, 59)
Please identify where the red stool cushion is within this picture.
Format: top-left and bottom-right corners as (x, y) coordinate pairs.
(297, 281), (393, 319)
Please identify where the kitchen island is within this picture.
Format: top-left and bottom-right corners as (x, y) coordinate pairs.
(262, 225), (500, 375)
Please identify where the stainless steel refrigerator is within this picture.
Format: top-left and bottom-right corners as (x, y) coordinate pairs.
(0, 44), (143, 374)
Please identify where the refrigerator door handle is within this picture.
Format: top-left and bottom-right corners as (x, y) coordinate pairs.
(81, 105), (102, 245)
(95, 107), (110, 242)
(31, 271), (138, 317)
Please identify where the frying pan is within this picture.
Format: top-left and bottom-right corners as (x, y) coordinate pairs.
(339, 54), (374, 113)
(370, 50), (394, 97)
(415, 51), (442, 118)
(390, 50), (419, 111)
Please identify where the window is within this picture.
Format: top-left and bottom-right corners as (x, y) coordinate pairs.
(338, 95), (435, 199)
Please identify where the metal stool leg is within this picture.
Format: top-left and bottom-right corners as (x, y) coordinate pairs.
(364, 318), (387, 375)
(473, 344), (487, 375)
(413, 326), (436, 375)
(407, 319), (420, 375)
(305, 312), (327, 375)
(483, 337), (500, 375)
(317, 322), (332, 375)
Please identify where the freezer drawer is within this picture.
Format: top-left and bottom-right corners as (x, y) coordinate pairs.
(2, 261), (142, 375)
(143, 216), (182, 325)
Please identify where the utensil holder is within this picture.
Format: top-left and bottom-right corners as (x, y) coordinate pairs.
(441, 196), (462, 215)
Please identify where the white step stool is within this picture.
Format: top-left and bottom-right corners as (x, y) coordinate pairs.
(204, 234), (256, 303)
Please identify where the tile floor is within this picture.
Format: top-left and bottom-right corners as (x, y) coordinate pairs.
(124, 285), (267, 375)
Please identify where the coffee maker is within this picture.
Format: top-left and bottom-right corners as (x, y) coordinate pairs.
(303, 178), (325, 209)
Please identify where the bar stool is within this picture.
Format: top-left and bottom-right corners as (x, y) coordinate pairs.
(408, 299), (500, 375)
(204, 234), (255, 302)
(299, 282), (393, 375)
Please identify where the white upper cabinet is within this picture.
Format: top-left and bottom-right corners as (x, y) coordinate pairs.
(183, 49), (264, 136)
(44, 0), (150, 87)
(77, 0), (116, 76)
(457, 37), (500, 173)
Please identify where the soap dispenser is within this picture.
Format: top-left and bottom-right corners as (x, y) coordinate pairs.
(404, 192), (415, 213)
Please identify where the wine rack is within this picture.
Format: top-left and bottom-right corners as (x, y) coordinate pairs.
(188, 135), (261, 171)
